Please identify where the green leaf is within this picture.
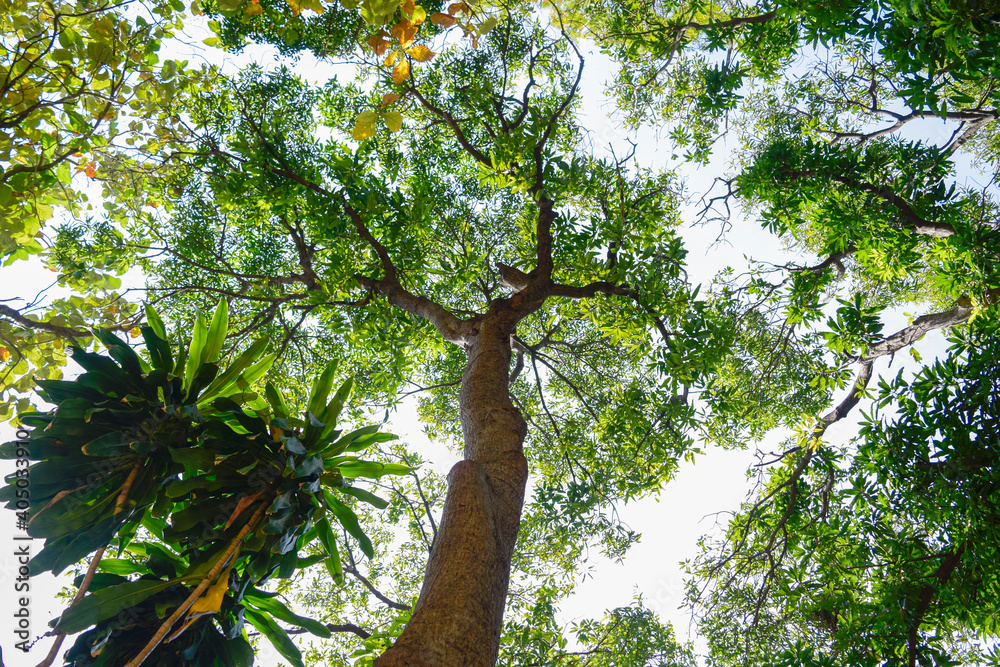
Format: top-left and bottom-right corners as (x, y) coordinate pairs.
(80, 431), (129, 457)
(343, 431), (398, 453)
(308, 360), (340, 418)
(197, 338), (269, 406)
(316, 516), (343, 582)
(265, 381), (290, 420)
(243, 607), (306, 667)
(168, 446), (215, 471)
(96, 558), (147, 576)
(384, 111), (403, 132)
(320, 378), (353, 440)
(323, 490), (374, 558)
(141, 325), (173, 372)
(336, 461), (412, 478)
(55, 579), (176, 634)
(203, 299), (229, 364)
(322, 424), (380, 456)
(338, 485), (389, 509)
(183, 313), (209, 394)
(244, 591), (332, 637)
(239, 352), (275, 386)
(145, 304), (168, 340)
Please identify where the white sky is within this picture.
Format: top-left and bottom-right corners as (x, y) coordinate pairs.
(0, 12), (962, 667)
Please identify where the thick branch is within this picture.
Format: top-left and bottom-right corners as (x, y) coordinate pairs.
(353, 273), (468, 345)
(787, 171), (957, 238)
(906, 543), (967, 667)
(813, 361), (874, 441)
(862, 301), (972, 363)
(264, 154), (472, 345)
(497, 262), (529, 292)
(0, 304), (88, 340)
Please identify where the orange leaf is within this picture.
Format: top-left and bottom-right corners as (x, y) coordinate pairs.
(447, 1), (467, 15)
(0, 347), (9, 363)
(391, 57), (410, 84)
(400, 0), (414, 15)
(380, 92), (401, 107)
(429, 12), (455, 27)
(367, 30), (391, 56)
(84, 162), (97, 178)
(224, 491), (265, 530)
(406, 44), (434, 62)
(392, 19), (416, 48)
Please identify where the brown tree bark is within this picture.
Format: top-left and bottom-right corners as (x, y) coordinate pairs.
(374, 316), (529, 666)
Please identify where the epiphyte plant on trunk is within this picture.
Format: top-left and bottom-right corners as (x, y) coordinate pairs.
(1, 300), (404, 667)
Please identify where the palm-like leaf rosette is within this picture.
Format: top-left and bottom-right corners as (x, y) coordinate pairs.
(1, 301), (408, 667)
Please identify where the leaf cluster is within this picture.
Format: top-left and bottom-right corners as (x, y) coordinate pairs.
(1, 302), (403, 666)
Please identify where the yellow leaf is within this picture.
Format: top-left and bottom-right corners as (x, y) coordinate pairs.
(411, 4), (426, 24)
(380, 92), (401, 107)
(129, 327), (141, 338)
(352, 110), (379, 140)
(287, 0), (323, 13)
(391, 57), (410, 84)
(400, 0), (414, 15)
(478, 15), (498, 34)
(406, 44), (434, 61)
(0, 348), (9, 363)
(384, 50), (401, 67)
(244, 2), (263, 15)
(383, 111), (403, 132)
(166, 559), (236, 643)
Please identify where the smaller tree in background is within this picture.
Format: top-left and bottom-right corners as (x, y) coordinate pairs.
(0, 0), (211, 422)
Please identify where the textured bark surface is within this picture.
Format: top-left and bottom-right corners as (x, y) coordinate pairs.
(374, 320), (528, 666)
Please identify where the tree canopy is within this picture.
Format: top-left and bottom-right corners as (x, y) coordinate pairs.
(2, 0), (998, 665)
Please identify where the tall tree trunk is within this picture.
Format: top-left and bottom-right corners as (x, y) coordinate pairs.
(374, 318), (529, 666)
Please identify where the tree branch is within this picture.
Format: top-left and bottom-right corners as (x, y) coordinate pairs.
(343, 566), (411, 611)
(862, 301), (973, 363)
(786, 171), (957, 238)
(0, 304), (88, 340)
